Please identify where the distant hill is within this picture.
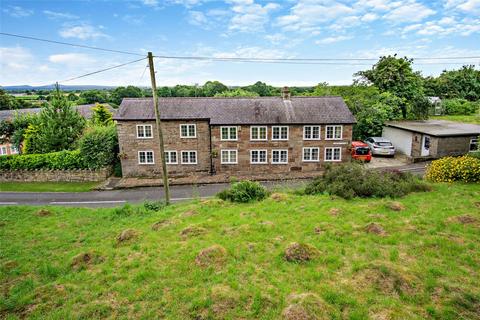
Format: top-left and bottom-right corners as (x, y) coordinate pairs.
(1, 84), (117, 91)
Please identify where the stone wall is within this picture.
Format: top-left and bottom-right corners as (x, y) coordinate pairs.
(211, 124), (353, 175)
(435, 135), (478, 157)
(0, 167), (112, 182)
(117, 120), (211, 178)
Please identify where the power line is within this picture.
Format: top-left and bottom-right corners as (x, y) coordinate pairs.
(58, 57), (146, 83)
(0, 32), (145, 57)
(2, 32), (479, 63)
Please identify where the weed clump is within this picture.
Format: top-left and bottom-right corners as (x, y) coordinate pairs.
(270, 192), (288, 202)
(181, 209), (199, 218)
(195, 245), (227, 268)
(448, 215), (478, 225)
(111, 204), (147, 218)
(304, 163), (430, 199)
(387, 201), (405, 211)
(151, 219), (171, 230)
(180, 225), (207, 238)
(217, 180), (269, 203)
(210, 285), (239, 317)
(36, 209), (52, 216)
(116, 229), (138, 243)
(284, 242), (320, 263)
(329, 208), (341, 216)
(365, 223), (387, 236)
(282, 293), (330, 320)
(355, 265), (416, 297)
(71, 252), (103, 271)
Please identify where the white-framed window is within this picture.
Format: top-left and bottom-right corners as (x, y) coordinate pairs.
(272, 126), (289, 140)
(10, 145), (18, 154)
(0, 146), (7, 156)
(303, 125), (321, 140)
(303, 147), (320, 162)
(250, 126), (267, 141)
(469, 138), (478, 152)
(271, 149), (288, 164)
(164, 150), (177, 164)
(250, 149), (267, 164)
(221, 149), (238, 164)
(180, 124), (196, 138)
(220, 126), (238, 141)
(181, 150), (197, 164)
(137, 124), (153, 139)
(138, 150), (154, 164)
(325, 125), (343, 140)
(325, 147), (342, 162)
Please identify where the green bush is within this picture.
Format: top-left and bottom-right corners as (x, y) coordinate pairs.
(442, 99), (480, 115)
(0, 150), (86, 170)
(78, 125), (118, 169)
(425, 155), (480, 183)
(217, 180), (269, 203)
(143, 200), (166, 211)
(304, 163), (430, 199)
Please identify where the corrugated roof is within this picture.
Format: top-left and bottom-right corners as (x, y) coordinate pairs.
(385, 120), (480, 136)
(113, 97), (356, 125)
(0, 104), (114, 122)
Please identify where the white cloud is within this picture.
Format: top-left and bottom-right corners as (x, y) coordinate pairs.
(43, 10), (78, 19)
(188, 11), (208, 26)
(445, 0), (480, 13)
(3, 6), (33, 18)
(122, 14), (145, 25)
(0, 47), (34, 71)
(59, 24), (108, 40)
(383, 1), (435, 23)
(264, 33), (287, 44)
(48, 53), (95, 65)
(142, 0), (159, 7)
(228, 1), (280, 32)
(361, 13), (378, 22)
(315, 35), (352, 44)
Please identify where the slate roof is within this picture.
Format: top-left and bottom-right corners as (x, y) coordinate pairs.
(385, 120), (480, 137)
(113, 97), (356, 125)
(0, 104), (114, 122)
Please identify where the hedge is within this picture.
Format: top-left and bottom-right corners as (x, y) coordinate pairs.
(0, 150), (88, 170)
(425, 155), (480, 183)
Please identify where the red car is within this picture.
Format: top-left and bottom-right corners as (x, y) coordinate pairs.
(351, 141), (372, 162)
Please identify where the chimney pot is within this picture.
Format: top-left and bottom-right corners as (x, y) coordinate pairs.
(281, 86), (291, 100)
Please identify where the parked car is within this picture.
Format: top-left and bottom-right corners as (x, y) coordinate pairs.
(351, 141), (372, 162)
(364, 137), (396, 157)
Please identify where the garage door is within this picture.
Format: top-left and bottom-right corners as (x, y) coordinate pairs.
(382, 127), (413, 156)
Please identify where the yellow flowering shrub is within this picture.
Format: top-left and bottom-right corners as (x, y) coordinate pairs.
(425, 155), (480, 183)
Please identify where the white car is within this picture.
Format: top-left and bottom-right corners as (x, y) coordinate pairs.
(364, 137), (396, 157)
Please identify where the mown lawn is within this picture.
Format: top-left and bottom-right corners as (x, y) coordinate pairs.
(1, 183), (479, 319)
(0, 182), (98, 193)
(431, 114), (480, 124)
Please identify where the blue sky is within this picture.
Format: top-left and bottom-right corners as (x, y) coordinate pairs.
(1, 0), (479, 87)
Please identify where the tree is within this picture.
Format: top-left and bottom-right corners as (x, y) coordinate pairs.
(0, 89), (19, 110)
(355, 55), (424, 118)
(67, 93), (78, 101)
(434, 66), (480, 101)
(214, 89), (259, 97)
(78, 90), (108, 104)
(109, 86), (143, 105)
(242, 81), (275, 96)
(202, 81), (228, 96)
(22, 92), (86, 154)
(90, 103), (113, 126)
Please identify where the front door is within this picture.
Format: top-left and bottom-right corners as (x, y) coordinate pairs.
(421, 135), (430, 157)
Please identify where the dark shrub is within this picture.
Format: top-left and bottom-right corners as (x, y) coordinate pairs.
(143, 200), (166, 211)
(304, 163), (429, 199)
(217, 180), (268, 203)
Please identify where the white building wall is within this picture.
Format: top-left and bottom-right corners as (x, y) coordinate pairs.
(382, 127), (413, 156)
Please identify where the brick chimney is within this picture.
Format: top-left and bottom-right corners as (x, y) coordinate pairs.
(281, 86), (291, 100)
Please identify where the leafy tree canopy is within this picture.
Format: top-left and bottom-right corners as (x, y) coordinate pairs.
(214, 88), (259, 97)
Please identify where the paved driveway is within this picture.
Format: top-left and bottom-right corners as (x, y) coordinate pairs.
(365, 154), (410, 169)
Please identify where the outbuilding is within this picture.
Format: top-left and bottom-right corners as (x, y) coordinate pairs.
(382, 120), (479, 161)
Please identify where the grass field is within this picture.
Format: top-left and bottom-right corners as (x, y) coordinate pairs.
(431, 114), (480, 124)
(0, 182), (98, 193)
(1, 183), (479, 319)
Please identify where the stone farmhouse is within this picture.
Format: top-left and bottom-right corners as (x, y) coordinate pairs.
(113, 89), (356, 179)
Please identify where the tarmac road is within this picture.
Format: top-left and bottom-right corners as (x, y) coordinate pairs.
(0, 162), (428, 208)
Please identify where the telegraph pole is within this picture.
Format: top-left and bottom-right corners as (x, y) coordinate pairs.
(147, 52), (170, 204)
